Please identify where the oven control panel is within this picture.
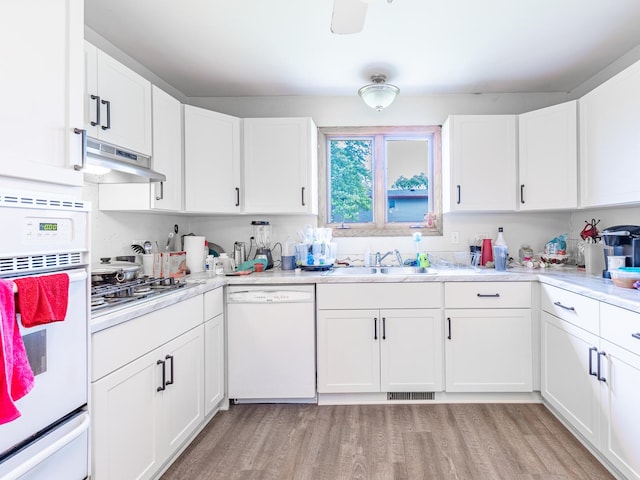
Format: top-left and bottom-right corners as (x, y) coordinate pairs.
(24, 216), (73, 243)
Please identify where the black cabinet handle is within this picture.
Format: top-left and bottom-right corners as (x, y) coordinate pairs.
(447, 317), (452, 340)
(73, 128), (86, 171)
(553, 301), (575, 312)
(632, 333), (640, 340)
(155, 181), (164, 201)
(101, 99), (111, 130)
(235, 187), (240, 207)
(90, 95), (100, 126)
(597, 351), (607, 383)
(157, 359), (166, 392)
(520, 184), (525, 204)
(301, 187), (306, 206)
(588, 346), (597, 377)
(382, 317), (386, 340)
(374, 317), (378, 340)
(456, 185), (461, 204)
(477, 293), (500, 298)
(165, 354), (174, 386)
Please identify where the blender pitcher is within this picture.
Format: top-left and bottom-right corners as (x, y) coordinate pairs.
(252, 221), (273, 269)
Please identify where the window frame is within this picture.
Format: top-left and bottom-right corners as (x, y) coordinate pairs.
(318, 125), (442, 237)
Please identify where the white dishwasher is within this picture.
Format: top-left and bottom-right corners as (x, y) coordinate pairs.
(227, 284), (317, 403)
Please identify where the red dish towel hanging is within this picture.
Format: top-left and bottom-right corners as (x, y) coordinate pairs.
(0, 279), (35, 424)
(13, 273), (69, 328)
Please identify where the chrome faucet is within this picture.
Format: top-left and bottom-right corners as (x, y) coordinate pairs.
(375, 249), (403, 267)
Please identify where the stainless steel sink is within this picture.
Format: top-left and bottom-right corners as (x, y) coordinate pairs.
(324, 267), (379, 275)
(324, 266), (435, 276)
(379, 266), (434, 275)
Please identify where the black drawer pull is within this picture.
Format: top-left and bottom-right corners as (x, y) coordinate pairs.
(632, 333), (640, 340)
(382, 317), (386, 340)
(165, 354), (174, 386)
(553, 301), (575, 312)
(456, 185), (461, 204)
(477, 293), (500, 298)
(447, 317), (452, 340)
(374, 317), (378, 340)
(90, 95), (100, 126)
(597, 351), (607, 383)
(157, 359), (166, 392)
(588, 346), (597, 377)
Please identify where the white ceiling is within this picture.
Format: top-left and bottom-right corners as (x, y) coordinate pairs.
(84, 0), (640, 98)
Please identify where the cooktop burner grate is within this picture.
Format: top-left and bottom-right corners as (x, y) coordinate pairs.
(91, 277), (186, 313)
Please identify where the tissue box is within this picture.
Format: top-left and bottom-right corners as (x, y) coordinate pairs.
(161, 251), (187, 278)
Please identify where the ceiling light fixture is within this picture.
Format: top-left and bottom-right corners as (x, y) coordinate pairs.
(358, 74), (400, 111)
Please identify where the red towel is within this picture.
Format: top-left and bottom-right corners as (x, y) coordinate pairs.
(0, 279), (35, 425)
(14, 273), (69, 328)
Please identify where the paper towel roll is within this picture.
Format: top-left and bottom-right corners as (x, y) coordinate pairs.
(184, 236), (206, 273)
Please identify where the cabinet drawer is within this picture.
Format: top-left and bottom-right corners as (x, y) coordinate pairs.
(541, 284), (599, 335)
(600, 303), (640, 354)
(317, 283), (442, 309)
(204, 287), (224, 320)
(92, 295), (203, 381)
(445, 282), (531, 308)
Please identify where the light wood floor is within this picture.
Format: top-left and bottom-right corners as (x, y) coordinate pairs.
(161, 403), (614, 480)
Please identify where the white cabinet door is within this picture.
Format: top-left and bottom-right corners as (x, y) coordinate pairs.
(541, 312), (601, 447)
(204, 313), (225, 416)
(162, 326), (204, 458)
(98, 86), (183, 212)
(600, 340), (640, 480)
(380, 309), (443, 392)
(243, 117), (318, 214)
(445, 308), (532, 392)
(518, 101), (578, 210)
(92, 348), (163, 480)
(442, 115), (517, 212)
(317, 309), (381, 393)
(150, 86), (183, 211)
(84, 42), (152, 155)
(580, 60), (640, 207)
(184, 105), (241, 213)
(0, 0), (84, 187)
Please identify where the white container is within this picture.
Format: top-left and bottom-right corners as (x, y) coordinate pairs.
(584, 242), (605, 275)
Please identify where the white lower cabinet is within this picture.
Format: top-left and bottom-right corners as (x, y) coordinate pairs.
(316, 283), (443, 394)
(445, 308), (532, 392)
(444, 282), (533, 392)
(541, 284), (640, 480)
(204, 288), (225, 416)
(541, 311), (601, 445)
(91, 296), (204, 480)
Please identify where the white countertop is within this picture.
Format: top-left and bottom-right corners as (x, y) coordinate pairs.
(90, 266), (640, 333)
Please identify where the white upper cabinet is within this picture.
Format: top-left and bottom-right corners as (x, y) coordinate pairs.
(98, 86), (183, 212)
(243, 117), (318, 214)
(184, 105), (241, 214)
(0, 0), (84, 187)
(84, 42), (152, 155)
(442, 115), (517, 212)
(518, 101), (578, 210)
(580, 59), (640, 208)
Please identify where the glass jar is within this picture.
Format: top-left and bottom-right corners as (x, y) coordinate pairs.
(519, 244), (533, 262)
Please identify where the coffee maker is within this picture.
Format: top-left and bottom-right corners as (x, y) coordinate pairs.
(252, 220), (274, 269)
(601, 225), (640, 278)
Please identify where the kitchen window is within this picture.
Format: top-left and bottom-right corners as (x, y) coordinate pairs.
(318, 126), (442, 237)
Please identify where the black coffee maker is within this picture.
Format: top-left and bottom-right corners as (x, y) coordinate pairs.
(601, 225), (640, 278)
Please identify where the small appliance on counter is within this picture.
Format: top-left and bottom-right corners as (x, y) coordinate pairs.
(601, 225), (640, 278)
(252, 221), (274, 269)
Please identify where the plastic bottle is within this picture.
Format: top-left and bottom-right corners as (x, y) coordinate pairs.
(495, 227), (507, 247)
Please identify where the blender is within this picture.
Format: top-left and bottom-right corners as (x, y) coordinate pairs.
(252, 221), (274, 269)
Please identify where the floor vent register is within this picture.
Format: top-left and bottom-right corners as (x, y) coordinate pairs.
(387, 392), (435, 401)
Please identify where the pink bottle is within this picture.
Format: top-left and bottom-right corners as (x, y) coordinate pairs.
(481, 238), (493, 266)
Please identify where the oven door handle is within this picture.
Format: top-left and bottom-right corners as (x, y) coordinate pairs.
(1, 412), (89, 480)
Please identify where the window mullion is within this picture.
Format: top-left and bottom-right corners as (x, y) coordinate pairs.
(373, 135), (386, 229)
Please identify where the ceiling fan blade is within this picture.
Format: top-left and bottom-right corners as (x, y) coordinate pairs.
(331, 0), (368, 34)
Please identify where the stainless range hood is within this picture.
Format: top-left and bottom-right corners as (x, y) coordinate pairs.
(80, 137), (166, 183)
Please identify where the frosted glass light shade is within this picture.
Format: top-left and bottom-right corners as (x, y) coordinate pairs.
(358, 75), (400, 111)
